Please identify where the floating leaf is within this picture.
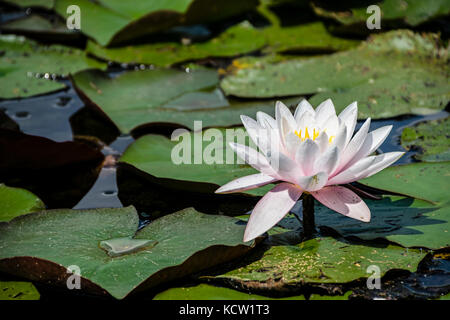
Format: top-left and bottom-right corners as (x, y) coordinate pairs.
(0, 206), (256, 299)
(119, 129), (278, 196)
(54, 0), (258, 46)
(86, 22), (266, 67)
(86, 21), (357, 67)
(0, 35), (105, 98)
(359, 162), (450, 205)
(71, 68), (301, 134)
(206, 236), (426, 290)
(0, 184), (45, 223)
(401, 117), (450, 162)
(315, 196), (450, 249)
(0, 14), (82, 42)
(154, 283), (352, 300)
(0, 281), (40, 300)
(312, 0), (450, 28)
(221, 30), (449, 119)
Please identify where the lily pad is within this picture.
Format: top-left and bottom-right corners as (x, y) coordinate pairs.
(86, 21), (357, 67)
(315, 196), (450, 249)
(0, 281), (40, 300)
(206, 236), (426, 289)
(0, 206), (256, 299)
(1, 14), (82, 42)
(220, 30), (449, 119)
(312, 0), (450, 28)
(0, 35), (105, 98)
(119, 129), (276, 196)
(359, 162), (450, 205)
(86, 22), (266, 67)
(71, 68), (301, 134)
(154, 283), (352, 300)
(401, 117), (450, 162)
(0, 184), (45, 223)
(54, 0), (258, 46)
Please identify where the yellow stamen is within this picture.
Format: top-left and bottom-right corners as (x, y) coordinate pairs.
(294, 127), (334, 144)
(329, 136), (335, 143)
(304, 127), (310, 139)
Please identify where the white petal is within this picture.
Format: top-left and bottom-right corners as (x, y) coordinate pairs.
(296, 171), (328, 192)
(338, 101), (358, 146)
(276, 101), (297, 146)
(311, 186), (370, 222)
(357, 152), (404, 180)
(229, 142), (275, 176)
(284, 132), (301, 156)
(330, 123), (347, 152)
(315, 131), (330, 153)
(268, 149), (302, 183)
(343, 125), (392, 170)
(240, 115), (266, 154)
(320, 114), (340, 137)
(315, 146), (340, 175)
(335, 117), (371, 173)
(256, 111), (277, 129)
(296, 111), (316, 133)
(327, 156), (377, 185)
(243, 183), (302, 242)
(294, 99), (315, 123)
(315, 99), (336, 127)
(295, 139), (320, 176)
(215, 173), (277, 194)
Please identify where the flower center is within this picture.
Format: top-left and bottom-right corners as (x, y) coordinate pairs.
(294, 127), (334, 143)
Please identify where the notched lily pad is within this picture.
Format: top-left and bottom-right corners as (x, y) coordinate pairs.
(119, 129), (279, 196)
(401, 117), (450, 162)
(315, 196), (450, 249)
(0, 206), (257, 299)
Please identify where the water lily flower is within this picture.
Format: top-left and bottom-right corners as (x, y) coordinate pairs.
(216, 99), (404, 242)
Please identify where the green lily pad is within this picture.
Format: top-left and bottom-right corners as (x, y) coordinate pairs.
(71, 68), (301, 133)
(221, 30), (449, 119)
(86, 21), (357, 67)
(315, 196), (450, 249)
(1, 14), (82, 42)
(312, 0), (450, 28)
(0, 281), (40, 300)
(86, 22), (266, 67)
(206, 236), (426, 288)
(154, 283), (352, 300)
(154, 283), (306, 300)
(0, 35), (105, 98)
(54, 0), (258, 46)
(359, 162), (450, 205)
(0, 206), (256, 299)
(262, 22), (359, 54)
(0, 184), (45, 223)
(119, 129), (277, 196)
(401, 117), (450, 162)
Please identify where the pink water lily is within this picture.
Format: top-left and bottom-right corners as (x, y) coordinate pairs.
(215, 99), (404, 242)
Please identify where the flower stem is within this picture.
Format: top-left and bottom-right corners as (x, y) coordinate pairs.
(302, 193), (316, 239)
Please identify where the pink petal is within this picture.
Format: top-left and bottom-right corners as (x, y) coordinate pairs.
(311, 186), (371, 222)
(243, 183), (302, 242)
(215, 173), (277, 194)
